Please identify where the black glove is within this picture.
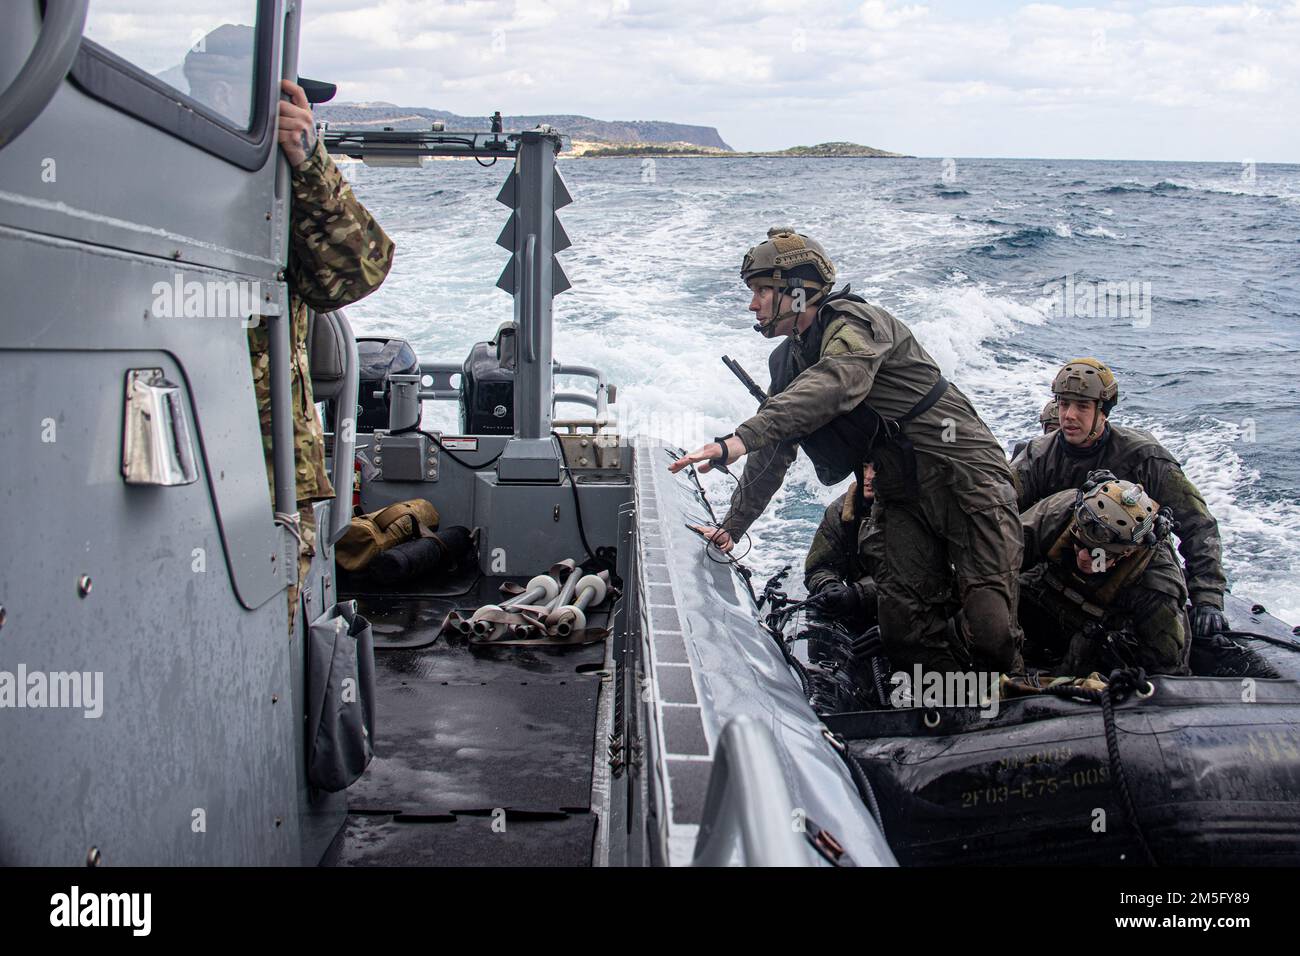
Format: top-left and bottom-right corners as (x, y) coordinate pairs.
(811, 582), (863, 618)
(1190, 603), (1229, 638)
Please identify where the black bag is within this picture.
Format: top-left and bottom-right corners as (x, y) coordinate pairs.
(306, 601), (376, 792)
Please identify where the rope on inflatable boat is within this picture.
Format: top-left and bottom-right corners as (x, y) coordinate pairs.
(1037, 667), (1159, 867)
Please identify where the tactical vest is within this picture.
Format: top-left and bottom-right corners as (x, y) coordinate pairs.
(767, 293), (948, 488)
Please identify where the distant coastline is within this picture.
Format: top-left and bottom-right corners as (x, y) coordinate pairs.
(565, 139), (911, 159)
(315, 104), (908, 159)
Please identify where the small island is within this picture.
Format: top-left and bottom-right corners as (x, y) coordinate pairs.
(567, 140), (910, 159)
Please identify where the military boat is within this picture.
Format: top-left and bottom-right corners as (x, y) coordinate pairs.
(2, 1), (1299, 868)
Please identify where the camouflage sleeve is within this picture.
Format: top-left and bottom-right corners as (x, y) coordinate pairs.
(287, 140), (396, 311)
(1145, 457), (1227, 608)
(804, 497), (852, 593)
(719, 440), (798, 539)
(734, 345), (887, 453)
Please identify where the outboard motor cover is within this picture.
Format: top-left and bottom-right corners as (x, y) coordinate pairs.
(460, 325), (516, 435)
(356, 337), (420, 432)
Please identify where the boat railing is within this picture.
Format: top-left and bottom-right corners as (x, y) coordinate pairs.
(692, 716), (813, 867)
(313, 310), (360, 544)
(413, 359), (612, 425)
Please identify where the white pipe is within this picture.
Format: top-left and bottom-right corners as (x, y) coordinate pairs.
(572, 573), (607, 611)
(502, 573), (560, 608)
(550, 605), (586, 638)
(547, 563), (581, 612)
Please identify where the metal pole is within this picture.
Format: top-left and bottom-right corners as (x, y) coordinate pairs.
(270, 0), (301, 520)
(512, 130), (557, 439)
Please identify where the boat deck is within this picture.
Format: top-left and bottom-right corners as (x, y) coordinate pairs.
(321, 573), (609, 866)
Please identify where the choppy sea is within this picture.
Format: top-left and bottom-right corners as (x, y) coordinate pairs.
(338, 155), (1300, 624)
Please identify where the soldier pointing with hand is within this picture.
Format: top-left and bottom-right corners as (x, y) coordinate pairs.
(671, 227), (1025, 676)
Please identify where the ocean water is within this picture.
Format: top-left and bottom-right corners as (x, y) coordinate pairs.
(338, 156), (1300, 624)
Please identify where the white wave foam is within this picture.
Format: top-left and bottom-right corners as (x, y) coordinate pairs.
(1173, 174), (1300, 208)
(898, 282), (1054, 444)
(1137, 418), (1300, 625)
(1080, 225), (1120, 239)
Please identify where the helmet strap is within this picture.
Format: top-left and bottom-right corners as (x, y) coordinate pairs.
(749, 273), (830, 336)
(1084, 403), (1107, 444)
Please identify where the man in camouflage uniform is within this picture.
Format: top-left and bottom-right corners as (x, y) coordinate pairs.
(185, 30), (395, 627)
(1018, 470), (1189, 676)
(1011, 359), (1228, 640)
(804, 465), (879, 630)
(254, 78), (395, 626)
(673, 227), (1023, 675)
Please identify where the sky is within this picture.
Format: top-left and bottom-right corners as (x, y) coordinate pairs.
(85, 0), (1300, 161)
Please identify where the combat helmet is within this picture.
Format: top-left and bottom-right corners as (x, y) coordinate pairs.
(1070, 470), (1174, 553)
(1052, 358), (1119, 413)
(740, 226), (836, 334)
(1039, 399), (1059, 433)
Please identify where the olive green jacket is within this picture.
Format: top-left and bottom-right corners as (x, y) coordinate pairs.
(803, 491), (877, 601)
(1011, 425), (1225, 609)
(721, 296), (1012, 537)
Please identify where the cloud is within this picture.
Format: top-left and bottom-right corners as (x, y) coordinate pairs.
(858, 0), (929, 30)
(80, 0), (1300, 160)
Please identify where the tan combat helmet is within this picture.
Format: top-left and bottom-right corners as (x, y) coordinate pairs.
(1039, 399), (1059, 433)
(1052, 358), (1119, 413)
(740, 226), (836, 334)
(1070, 470), (1173, 553)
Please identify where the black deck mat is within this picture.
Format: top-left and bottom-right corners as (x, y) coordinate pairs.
(345, 588), (608, 818)
(323, 812), (597, 867)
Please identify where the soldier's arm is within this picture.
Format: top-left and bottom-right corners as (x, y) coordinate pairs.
(1019, 492), (1072, 569)
(1010, 442), (1041, 510)
(734, 341), (888, 452)
(719, 440), (798, 539)
(287, 140), (396, 311)
(804, 500), (852, 593)
(1146, 457), (1227, 608)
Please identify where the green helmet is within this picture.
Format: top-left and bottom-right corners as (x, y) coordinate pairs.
(1071, 470), (1173, 552)
(1052, 358), (1119, 413)
(740, 227), (836, 334)
(740, 226), (835, 286)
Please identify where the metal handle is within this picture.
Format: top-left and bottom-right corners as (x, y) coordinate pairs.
(524, 233), (537, 364)
(554, 362), (611, 421)
(323, 310), (359, 545)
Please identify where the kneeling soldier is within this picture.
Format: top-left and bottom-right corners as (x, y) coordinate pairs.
(1019, 470), (1189, 677)
(805, 465), (878, 630)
